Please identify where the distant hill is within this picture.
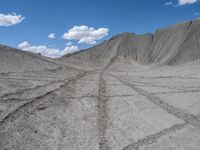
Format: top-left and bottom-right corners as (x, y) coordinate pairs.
(0, 45), (59, 73)
(1, 19), (200, 73)
(61, 18), (200, 66)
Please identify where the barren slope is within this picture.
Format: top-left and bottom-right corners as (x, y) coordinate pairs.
(61, 18), (200, 66)
(1, 19), (200, 150)
(0, 45), (59, 73)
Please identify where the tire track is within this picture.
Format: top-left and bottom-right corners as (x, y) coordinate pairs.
(1, 80), (62, 100)
(0, 72), (86, 131)
(109, 74), (200, 129)
(122, 123), (186, 150)
(97, 75), (110, 150)
(0, 67), (62, 76)
(96, 38), (122, 149)
(0, 77), (57, 82)
(108, 75), (196, 150)
(97, 54), (119, 150)
(151, 89), (200, 95)
(0, 77), (73, 101)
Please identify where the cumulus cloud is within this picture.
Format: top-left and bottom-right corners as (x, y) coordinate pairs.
(62, 25), (109, 45)
(165, 1), (173, 5)
(63, 45), (79, 53)
(18, 41), (79, 58)
(48, 33), (55, 39)
(66, 42), (73, 46)
(0, 13), (25, 27)
(18, 41), (30, 49)
(178, 0), (198, 5)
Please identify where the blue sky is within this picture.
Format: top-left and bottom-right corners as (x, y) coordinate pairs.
(0, 0), (199, 57)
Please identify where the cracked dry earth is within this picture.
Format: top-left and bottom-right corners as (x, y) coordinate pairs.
(1, 57), (200, 150)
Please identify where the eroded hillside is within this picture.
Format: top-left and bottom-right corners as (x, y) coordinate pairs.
(1, 19), (200, 150)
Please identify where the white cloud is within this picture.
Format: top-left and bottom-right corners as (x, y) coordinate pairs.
(0, 13), (25, 27)
(18, 41), (79, 58)
(18, 41), (30, 49)
(63, 45), (79, 53)
(165, 1), (173, 5)
(66, 42), (73, 46)
(48, 33), (55, 39)
(178, 0), (198, 5)
(62, 25), (109, 45)
(194, 12), (200, 16)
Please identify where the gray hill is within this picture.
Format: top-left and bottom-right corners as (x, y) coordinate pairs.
(1, 19), (200, 150)
(61, 18), (200, 66)
(0, 44), (59, 73)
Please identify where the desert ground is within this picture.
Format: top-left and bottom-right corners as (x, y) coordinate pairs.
(1, 19), (200, 150)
